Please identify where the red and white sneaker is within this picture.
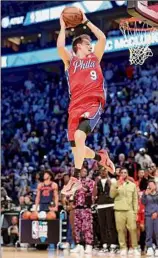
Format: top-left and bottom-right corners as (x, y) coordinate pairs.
(98, 149), (115, 174)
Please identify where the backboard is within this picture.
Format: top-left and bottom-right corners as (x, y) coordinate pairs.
(128, 0), (158, 27)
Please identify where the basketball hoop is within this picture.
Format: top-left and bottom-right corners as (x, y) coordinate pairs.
(120, 17), (157, 65)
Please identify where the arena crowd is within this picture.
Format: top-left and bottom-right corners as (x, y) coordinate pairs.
(1, 58), (158, 255)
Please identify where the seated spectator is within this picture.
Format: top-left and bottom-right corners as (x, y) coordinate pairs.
(7, 216), (19, 246)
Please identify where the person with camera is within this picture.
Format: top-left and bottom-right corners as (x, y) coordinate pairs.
(141, 180), (158, 256)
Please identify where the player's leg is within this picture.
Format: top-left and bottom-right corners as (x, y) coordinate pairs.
(73, 130), (101, 177)
(68, 106), (115, 177)
(75, 110), (115, 174)
(71, 124), (114, 177)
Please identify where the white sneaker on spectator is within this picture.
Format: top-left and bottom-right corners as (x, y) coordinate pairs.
(128, 248), (134, 255)
(110, 244), (119, 254)
(134, 248), (141, 256)
(84, 245), (92, 254)
(120, 249), (127, 256)
(146, 247), (154, 256)
(103, 243), (108, 249)
(99, 244), (108, 254)
(70, 244), (82, 253)
(60, 242), (70, 249)
(155, 249), (158, 257)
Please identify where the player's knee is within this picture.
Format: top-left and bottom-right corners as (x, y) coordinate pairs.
(74, 130), (86, 143)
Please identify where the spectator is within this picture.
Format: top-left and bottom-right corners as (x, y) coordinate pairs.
(141, 180), (158, 256)
(93, 167), (119, 254)
(8, 216), (19, 246)
(35, 170), (58, 212)
(71, 168), (94, 254)
(135, 148), (153, 169)
(110, 168), (139, 256)
(148, 163), (157, 178)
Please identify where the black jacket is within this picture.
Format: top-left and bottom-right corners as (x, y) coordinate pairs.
(96, 179), (114, 205)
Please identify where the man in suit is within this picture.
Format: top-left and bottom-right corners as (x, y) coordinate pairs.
(110, 168), (139, 256)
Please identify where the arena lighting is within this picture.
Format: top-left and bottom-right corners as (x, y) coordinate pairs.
(1, 31), (158, 69)
(2, 16), (24, 28)
(115, 1), (126, 7)
(1, 1), (126, 28)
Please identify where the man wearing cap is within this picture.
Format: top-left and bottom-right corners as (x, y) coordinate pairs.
(135, 148), (153, 169)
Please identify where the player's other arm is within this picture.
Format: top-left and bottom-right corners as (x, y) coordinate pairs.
(57, 14), (72, 70)
(81, 11), (106, 62)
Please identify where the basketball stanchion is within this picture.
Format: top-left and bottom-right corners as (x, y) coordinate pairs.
(19, 209), (67, 249)
(57, 210), (68, 250)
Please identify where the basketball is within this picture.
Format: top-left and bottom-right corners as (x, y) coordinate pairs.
(46, 211), (56, 220)
(62, 6), (83, 28)
(38, 211), (47, 220)
(22, 211), (31, 220)
(30, 211), (38, 220)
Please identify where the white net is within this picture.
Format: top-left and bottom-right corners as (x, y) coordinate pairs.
(120, 18), (155, 65)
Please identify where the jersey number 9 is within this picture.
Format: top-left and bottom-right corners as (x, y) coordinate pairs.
(90, 70), (97, 81)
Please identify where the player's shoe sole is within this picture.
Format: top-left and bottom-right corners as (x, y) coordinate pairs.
(98, 149), (115, 174)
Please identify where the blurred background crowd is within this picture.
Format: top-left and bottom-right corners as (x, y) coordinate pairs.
(1, 58), (158, 208)
(1, 0), (158, 253)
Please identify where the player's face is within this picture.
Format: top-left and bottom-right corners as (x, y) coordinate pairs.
(79, 39), (92, 55)
(120, 169), (128, 180)
(44, 172), (50, 181)
(138, 170), (144, 179)
(80, 168), (87, 178)
(100, 168), (108, 178)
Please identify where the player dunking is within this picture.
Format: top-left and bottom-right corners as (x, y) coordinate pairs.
(57, 10), (115, 178)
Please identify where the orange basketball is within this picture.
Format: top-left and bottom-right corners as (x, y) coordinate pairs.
(46, 211), (56, 220)
(30, 211), (38, 220)
(22, 211), (31, 220)
(62, 6), (83, 28)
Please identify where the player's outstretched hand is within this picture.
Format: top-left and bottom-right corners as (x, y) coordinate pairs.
(60, 14), (66, 29)
(80, 9), (88, 23)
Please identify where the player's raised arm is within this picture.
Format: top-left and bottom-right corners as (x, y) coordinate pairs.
(81, 11), (106, 62)
(57, 14), (72, 69)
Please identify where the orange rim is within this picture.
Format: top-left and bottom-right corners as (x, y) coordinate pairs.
(120, 17), (156, 32)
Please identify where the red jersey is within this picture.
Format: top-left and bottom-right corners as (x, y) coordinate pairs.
(66, 53), (106, 113)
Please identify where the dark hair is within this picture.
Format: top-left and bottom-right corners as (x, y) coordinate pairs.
(72, 34), (91, 54)
(148, 180), (156, 185)
(63, 172), (70, 178)
(120, 167), (128, 173)
(43, 170), (54, 180)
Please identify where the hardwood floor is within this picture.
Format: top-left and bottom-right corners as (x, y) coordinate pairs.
(1, 247), (145, 258)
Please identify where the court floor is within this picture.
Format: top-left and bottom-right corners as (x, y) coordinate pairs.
(1, 247), (145, 258)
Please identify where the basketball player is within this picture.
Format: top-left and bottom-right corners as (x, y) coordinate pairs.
(35, 170), (58, 212)
(57, 10), (115, 178)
